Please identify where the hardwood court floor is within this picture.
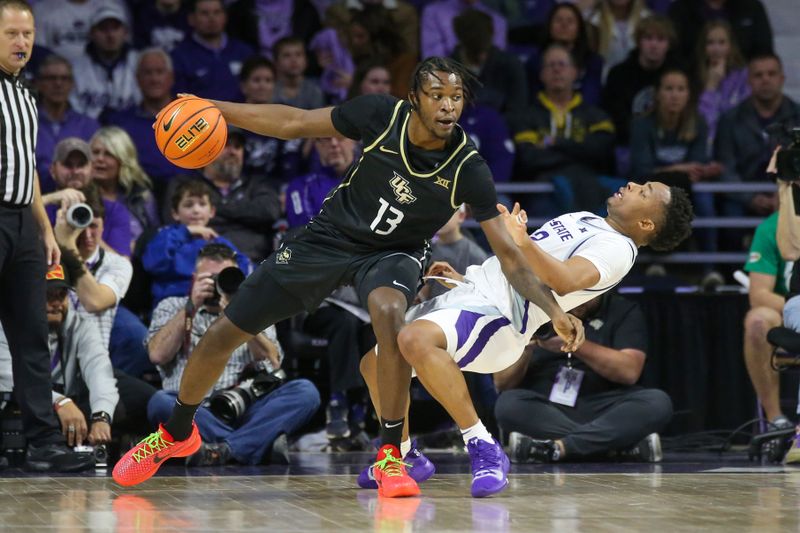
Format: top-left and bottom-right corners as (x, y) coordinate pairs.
(0, 451), (798, 532)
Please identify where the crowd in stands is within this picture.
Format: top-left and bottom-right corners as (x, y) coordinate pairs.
(1, 0), (797, 469)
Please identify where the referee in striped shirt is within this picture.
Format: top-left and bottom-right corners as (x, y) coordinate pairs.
(0, 0), (92, 472)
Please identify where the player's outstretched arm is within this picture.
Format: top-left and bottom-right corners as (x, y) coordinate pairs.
(481, 215), (585, 352)
(497, 203), (600, 295)
(203, 97), (339, 140)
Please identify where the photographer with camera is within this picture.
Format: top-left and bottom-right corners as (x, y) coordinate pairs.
(0, 261), (156, 466)
(51, 185), (153, 379)
(147, 243), (320, 466)
(756, 143), (800, 463)
(740, 146), (800, 455)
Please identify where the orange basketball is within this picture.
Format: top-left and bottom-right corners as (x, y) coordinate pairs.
(154, 96), (227, 169)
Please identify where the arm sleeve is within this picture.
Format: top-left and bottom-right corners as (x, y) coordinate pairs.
(330, 94), (399, 143)
(574, 234), (637, 288)
(74, 320), (119, 419)
(454, 157), (499, 222)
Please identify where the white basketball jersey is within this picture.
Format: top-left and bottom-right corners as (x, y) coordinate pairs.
(464, 212), (637, 332)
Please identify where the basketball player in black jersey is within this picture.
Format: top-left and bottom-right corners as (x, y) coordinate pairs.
(113, 57), (583, 497)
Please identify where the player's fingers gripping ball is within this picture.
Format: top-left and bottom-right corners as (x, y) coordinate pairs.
(154, 96), (227, 169)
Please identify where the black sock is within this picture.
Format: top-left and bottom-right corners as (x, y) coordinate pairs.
(380, 417), (404, 450)
(163, 398), (200, 441)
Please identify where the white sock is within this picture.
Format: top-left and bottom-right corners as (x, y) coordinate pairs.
(400, 439), (411, 457)
(461, 421), (493, 446)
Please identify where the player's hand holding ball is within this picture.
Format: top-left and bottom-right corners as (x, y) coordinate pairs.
(154, 95), (227, 169)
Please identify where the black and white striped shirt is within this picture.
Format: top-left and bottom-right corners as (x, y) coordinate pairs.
(0, 70), (38, 206)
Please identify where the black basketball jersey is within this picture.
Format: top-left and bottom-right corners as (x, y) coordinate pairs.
(315, 94), (499, 250)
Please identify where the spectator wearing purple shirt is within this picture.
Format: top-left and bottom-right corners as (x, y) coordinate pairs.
(285, 136), (355, 228)
(421, 0), (507, 59)
(90, 127), (160, 254)
(133, 0), (191, 52)
(695, 20), (750, 151)
(171, 0), (255, 102)
(34, 54), (100, 193)
(42, 138), (133, 257)
(104, 48), (190, 191)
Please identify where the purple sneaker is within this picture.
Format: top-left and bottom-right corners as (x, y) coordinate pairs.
(467, 437), (510, 498)
(357, 440), (436, 489)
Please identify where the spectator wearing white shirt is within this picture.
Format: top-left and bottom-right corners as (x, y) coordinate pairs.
(70, 4), (140, 119)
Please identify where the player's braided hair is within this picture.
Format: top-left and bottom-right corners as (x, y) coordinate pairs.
(409, 57), (480, 107)
(648, 186), (694, 252)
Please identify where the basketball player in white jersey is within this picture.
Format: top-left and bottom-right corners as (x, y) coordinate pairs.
(360, 181), (695, 497)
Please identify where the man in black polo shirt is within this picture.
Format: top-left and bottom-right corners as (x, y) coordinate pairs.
(495, 293), (673, 462)
(0, 0), (93, 472)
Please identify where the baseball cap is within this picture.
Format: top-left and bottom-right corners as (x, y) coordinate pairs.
(53, 137), (91, 165)
(46, 263), (71, 290)
(90, 4), (128, 28)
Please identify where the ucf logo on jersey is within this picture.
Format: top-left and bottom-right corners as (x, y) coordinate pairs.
(390, 172), (416, 205)
(276, 247), (292, 265)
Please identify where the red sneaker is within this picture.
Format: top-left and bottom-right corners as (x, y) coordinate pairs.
(112, 423), (201, 487)
(372, 445), (420, 498)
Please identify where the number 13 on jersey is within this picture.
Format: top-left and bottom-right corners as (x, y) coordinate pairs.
(370, 197), (405, 235)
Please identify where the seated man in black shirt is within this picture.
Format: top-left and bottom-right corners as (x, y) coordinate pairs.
(494, 292), (672, 462)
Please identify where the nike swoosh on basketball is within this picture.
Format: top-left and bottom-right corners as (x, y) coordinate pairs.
(162, 104), (185, 132)
(379, 145), (399, 155)
(392, 280), (409, 291)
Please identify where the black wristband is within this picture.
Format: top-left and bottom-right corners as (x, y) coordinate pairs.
(91, 411), (111, 424)
(61, 248), (87, 281)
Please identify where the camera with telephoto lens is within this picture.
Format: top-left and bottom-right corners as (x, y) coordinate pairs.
(777, 128), (800, 181)
(65, 203), (93, 229)
(208, 363), (287, 425)
(204, 266), (246, 307)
